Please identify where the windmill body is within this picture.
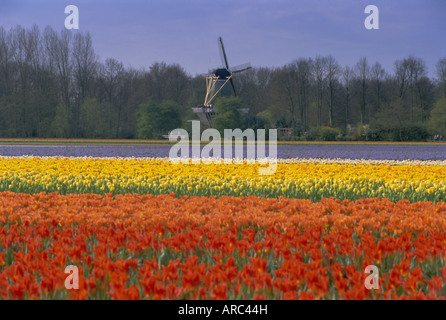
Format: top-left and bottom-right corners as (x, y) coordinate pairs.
(193, 37), (251, 128)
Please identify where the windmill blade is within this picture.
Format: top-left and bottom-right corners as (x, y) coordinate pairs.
(229, 62), (252, 74)
(229, 78), (237, 96)
(218, 37), (230, 70)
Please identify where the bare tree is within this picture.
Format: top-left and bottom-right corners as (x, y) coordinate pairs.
(99, 58), (124, 136)
(294, 58), (312, 132)
(234, 67), (256, 111)
(26, 25), (46, 136)
(44, 27), (72, 111)
(416, 76), (435, 122)
(436, 57), (446, 97)
(395, 59), (409, 100)
(314, 56), (327, 127)
(10, 26), (31, 136)
(355, 57), (369, 124)
(0, 27), (11, 96)
(72, 32), (97, 103)
(370, 62), (386, 113)
(100, 58), (124, 103)
(342, 65), (354, 127)
(272, 64), (298, 129)
(395, 56), (427, 121)
(148, 62), (190, 107)
(0, 27), (16, 135)
(326, 55), (340, 126)
(117, 68), (138, 137)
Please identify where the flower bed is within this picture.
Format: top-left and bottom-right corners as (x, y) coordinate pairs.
(0, 192), (445, 299)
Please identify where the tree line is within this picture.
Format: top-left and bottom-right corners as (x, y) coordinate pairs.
(0, 25), (445, 141)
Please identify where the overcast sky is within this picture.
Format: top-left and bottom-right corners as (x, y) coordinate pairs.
(1, 0), (445, 77)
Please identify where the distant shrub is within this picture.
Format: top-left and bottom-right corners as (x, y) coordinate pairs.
(391, 125), (430, 141)
(317, 126), (342, 141)
(358, 124), (386, 141)
(336, 135), (353, 142)
(357, 124), (370, 141)
(304, 127), (319, 141)
(278, 136), (291, 141)
(274, 116), (289, 128)
(366, 123), (430, 142)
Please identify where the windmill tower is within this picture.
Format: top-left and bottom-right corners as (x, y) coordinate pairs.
(193, 37), (251, 127)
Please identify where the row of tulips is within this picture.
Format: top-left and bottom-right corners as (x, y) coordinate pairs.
(0, 157), (445, 202)
(0, 191), (445, 299)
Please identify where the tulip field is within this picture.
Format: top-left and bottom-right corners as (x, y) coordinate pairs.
(0, 142), (446, 300)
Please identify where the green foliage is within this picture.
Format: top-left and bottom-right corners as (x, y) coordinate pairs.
(361, 101), (432, 142)
(399, 125), (430, 141)
(302, 126), (346, 142)
(304, 127), (319, 141)
(363, 102), (430, 141)
(336, 135), (353, 142)
(80, 98), (109, 138)
(357, 124), (369, 141)
(50, 105), (70, 138)
(239, 114), (270, 139)
(241, 115), (268, 131)
(212, 97), (242, 133)
(366, 123), (430, 142)
(274, 116), (289, 128)
(256, 107), (276, 126)
(136, 99), (182, 139)
(428, 97), (446, 136)
(136, 100), (157, 139)
(317, 126), (342, 141)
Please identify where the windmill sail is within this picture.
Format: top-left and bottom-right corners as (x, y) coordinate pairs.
(218, 37), (230, 69)
(192, 36), (251, 128)
(230, 63), (252, 73)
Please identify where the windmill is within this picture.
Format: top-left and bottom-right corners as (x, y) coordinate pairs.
(192, 37), (252, 127)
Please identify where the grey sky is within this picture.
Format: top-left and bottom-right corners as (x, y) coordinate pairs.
(1, 0), (445, 77)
